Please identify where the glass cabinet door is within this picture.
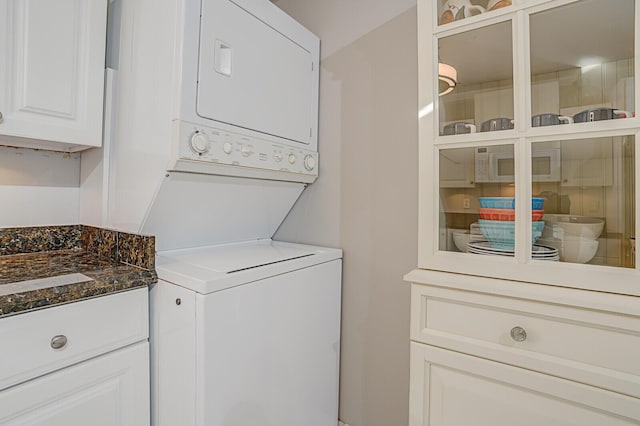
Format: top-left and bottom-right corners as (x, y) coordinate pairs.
(440, 144), (523, 257)
(529, 0), (635, 129)
(424, 0), (639, 292)
(533, 136), (636, 268)
(438, 21), (514, 136)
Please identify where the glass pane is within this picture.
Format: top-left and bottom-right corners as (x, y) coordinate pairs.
(439, 144), (518, 256)
(437, 0), (513, 27)
(533, 136), (635, 268)
(438, 21), (514, 135)
(530, 0), (635, 128)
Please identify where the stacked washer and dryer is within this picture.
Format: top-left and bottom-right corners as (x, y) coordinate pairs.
(101, 0), (342, 424)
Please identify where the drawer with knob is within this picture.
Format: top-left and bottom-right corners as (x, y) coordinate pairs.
(0, 288), (148, 390)
(410, 280), (640, 398)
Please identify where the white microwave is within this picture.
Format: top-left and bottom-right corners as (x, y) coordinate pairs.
(475, 145), (561, 183)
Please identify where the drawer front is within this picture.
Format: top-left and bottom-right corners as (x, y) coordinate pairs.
(0, 288), (148, 390)
(411, 284), (640, 397)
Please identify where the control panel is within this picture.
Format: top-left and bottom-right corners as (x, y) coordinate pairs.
(174, 121), (319, 178)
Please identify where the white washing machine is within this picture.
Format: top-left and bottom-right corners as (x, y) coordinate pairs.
(150, 239), (342, 425)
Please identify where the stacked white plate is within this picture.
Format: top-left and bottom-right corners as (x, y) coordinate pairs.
(467, 241), (559, 261)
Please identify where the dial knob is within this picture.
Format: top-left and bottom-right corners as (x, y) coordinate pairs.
(303, 155), (316, 171)
(241, 146), (253, 157)
(273, 152), (283, 162)
(223, 142), (233, 154)
(189, 132), (210, 154)
(288, 154), (297, 164)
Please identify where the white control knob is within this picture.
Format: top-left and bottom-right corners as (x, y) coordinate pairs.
(223, 142), (233, 154)
(189, 132), (210, 154)
(273, 152), (283, 162)
(303, 155), (316, 171)
(288, 154), (297, 164)
(241, 146), (253, 157)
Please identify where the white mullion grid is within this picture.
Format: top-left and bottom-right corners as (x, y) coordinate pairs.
(527, 128), (638, 143)
(513, 9), (528, 135)
(515, 138), (531, 263)
(513, 8), (530, 263)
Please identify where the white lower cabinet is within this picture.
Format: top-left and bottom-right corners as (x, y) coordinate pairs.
(0, 342), (150, 426)
(0, 288), (150, 425)
(410, 343), (639, 426)
(407, 272), (640, 426)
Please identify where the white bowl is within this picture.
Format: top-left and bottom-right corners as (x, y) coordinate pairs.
(452, 230), (484, 253)
(542, 214), (605, 240)
(538, 236), (599, 264)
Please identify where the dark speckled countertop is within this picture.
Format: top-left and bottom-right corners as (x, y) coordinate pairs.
(0, 225), (157, 317)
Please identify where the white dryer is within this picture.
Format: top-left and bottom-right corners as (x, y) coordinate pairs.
(151, 240), (342, 425)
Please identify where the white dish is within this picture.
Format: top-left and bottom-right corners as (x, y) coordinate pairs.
(543, 214), (605, 240)
(467, 241), (558, 260)
(538, 236), (599, 264)
(452, 230), (484, 253)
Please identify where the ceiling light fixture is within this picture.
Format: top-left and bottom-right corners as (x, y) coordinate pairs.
(438, 63), (457, 96)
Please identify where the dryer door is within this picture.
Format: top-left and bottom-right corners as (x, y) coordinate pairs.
(197, 0), (314, 145)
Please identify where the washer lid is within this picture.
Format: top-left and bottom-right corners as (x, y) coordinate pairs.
(161, 240), (313, 273)
(156, 240), (342, 294)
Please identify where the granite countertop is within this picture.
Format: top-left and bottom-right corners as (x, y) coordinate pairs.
(0, 225), (157, 317)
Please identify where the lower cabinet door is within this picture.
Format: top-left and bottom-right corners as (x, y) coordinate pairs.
(409, 342), (640, 426)
(0, 342), (149, 426)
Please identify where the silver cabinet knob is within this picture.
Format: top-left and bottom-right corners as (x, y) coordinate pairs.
(51, 335), (68, 350)
(510, 326), (527, 342)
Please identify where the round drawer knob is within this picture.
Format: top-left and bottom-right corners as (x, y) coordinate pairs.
(510, 326), (527, 342)
(51, 335), (68, 350)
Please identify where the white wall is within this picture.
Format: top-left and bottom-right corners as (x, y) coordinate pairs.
(0, 146), (80, 227)
(273, 2), (418, 425)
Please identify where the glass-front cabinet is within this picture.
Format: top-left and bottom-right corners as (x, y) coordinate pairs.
(420, 0), (639, 295)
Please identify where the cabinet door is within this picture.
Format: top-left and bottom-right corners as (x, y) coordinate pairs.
(198, 0), (315, 145)
(409, 343), (640, 426)
(0, 342), (150, 426)
(561, 138), (614, 187)
(0, 0), (107, 151)
(439, 148), (475, 188)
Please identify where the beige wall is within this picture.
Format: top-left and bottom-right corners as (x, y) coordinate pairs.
(273, 3), (418, 425)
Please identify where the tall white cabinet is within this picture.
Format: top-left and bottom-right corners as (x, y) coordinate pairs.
(408, 0), (640, 424)
(0, 0), (108, 151)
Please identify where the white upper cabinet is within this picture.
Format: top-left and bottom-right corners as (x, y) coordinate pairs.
(0, 0), (108, 152)
(418, 0), (639, 295)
